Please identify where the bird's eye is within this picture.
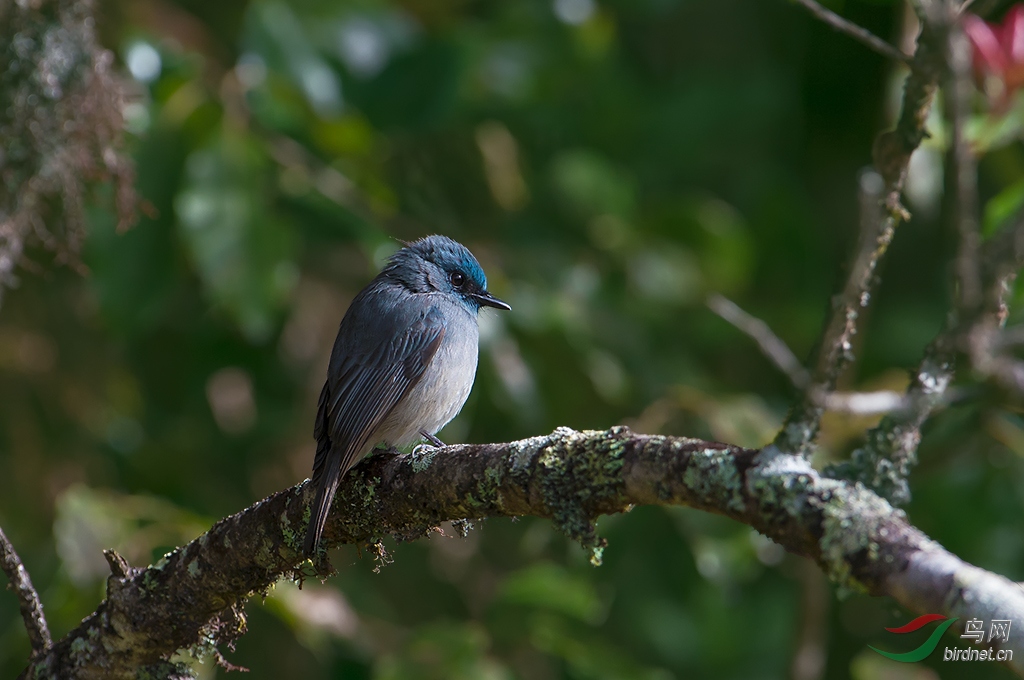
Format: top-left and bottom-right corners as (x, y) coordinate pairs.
(449, 271), (465, 287)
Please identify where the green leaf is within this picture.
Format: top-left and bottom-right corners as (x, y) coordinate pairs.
(550, 150), (635, 220)
(375, 622), (512, 680)
(175, 132), (297, 342)
(495, 562), (604, 624)
(983, 178), (1024, 237)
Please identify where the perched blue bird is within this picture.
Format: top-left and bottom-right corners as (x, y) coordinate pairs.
(304, 235), (510, 555)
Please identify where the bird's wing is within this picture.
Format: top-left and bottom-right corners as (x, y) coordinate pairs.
(310, 380), (332, 485)
(318, 300), (446, 479)
(305, 294), (446, 554)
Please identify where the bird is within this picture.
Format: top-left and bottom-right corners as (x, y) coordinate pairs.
(303, 235), (510, 555)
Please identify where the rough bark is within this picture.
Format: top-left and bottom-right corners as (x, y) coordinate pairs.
(0, 527), (50, 657)
(19, 427), (1024, 678)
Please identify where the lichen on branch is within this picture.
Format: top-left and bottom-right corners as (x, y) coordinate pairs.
(20, 427), (1024, 678)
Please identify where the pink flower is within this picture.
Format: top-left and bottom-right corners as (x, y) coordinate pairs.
(965, 5), (1024, 109)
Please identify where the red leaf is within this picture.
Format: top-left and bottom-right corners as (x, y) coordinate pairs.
(1001, 5), (1024, 65)
(966, 14), (1007, 75)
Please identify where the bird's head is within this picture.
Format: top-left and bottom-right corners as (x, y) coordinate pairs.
(386, 235), (511, 312)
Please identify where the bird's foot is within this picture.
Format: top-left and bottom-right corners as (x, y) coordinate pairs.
(412, 430), (445, 455)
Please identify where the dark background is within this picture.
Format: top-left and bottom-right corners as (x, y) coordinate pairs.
(1, 0), (1022, 677)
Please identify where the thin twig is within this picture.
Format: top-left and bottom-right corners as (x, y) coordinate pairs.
(829, 208), (1024, 503)
(774, 2), (947, 458)
(0, 525), (51, 655)
(774, 169), (896, 455)
(813, 389), (908, 416)
(965, 195), (1024, 397)
(793, 0), (911, 63)
(708, 294), (811, 388)
(832, 188), (1024, 500)
(708, 295), (929, 417)
(947, 3), (984, 314)
(969, 269), (1023, 395)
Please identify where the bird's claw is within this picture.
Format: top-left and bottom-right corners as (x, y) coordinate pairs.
(412, 430), (445, 455)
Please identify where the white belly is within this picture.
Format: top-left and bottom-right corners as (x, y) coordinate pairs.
(375, 314), (479, 447)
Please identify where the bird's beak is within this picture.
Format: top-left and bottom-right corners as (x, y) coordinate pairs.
(473, 291), (511, 311)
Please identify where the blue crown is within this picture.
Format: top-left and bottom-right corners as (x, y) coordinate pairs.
(402, 235), (488, 289)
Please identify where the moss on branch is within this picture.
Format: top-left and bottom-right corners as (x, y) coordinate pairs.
(20, 427), (1024, 678)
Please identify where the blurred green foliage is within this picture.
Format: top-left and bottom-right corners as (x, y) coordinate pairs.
(1, 0), (1023, 678)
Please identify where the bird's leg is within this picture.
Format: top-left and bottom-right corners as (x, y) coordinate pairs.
(420, 430), (445, 447)
(412, 430), (445, 455)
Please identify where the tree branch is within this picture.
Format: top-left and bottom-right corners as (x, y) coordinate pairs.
(20, 427), (1024, 678)
(827, 194), (1024, 506)
(958, 204), (1024, 396)
(792, 0), (911, 63)
(0, 526), (51, 656)
(709, 293), (916, 416)
(708, 293), (811, 388)
(775, 11), (945, 456)
(827, 332), (956, 505)
(946, 1), (984, 314)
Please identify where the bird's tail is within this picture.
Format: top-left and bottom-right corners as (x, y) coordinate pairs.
(304, 448), (341, 556)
